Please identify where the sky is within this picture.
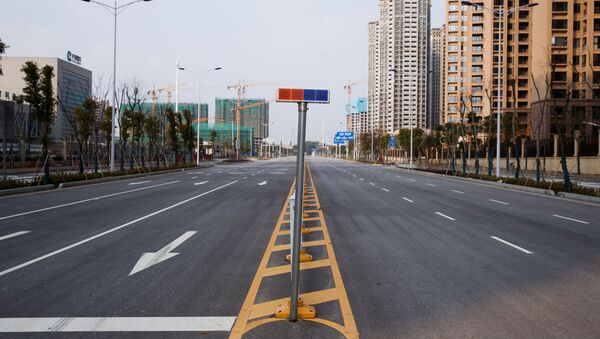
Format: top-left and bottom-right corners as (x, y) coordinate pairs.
(2, 0), (445, 143)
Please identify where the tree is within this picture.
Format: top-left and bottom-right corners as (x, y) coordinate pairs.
(119, 109), (133, 171)
(144, 115), (160, 167)
(442, 123), (459, 174)
(180, 109), (196, 163)
(21, 62), (55, 184)
(73, 99), (97, 173)
(0, 38), (8, 76)
(166, 108), (179, 164)
(99, 107), (112, 163)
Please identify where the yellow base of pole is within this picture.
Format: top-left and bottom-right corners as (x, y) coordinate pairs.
(275, 298), (316, 319)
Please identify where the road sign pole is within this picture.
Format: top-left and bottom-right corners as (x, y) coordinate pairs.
(290, 101), (308, 322)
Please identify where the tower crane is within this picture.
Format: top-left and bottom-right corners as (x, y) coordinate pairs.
(227, 80), (292, 161)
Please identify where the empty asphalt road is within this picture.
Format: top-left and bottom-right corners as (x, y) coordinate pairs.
(0, 157), (599, 338)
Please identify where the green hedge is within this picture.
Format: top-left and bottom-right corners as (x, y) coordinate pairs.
(0, 163), (201, 190)
(412, 168), (600, 198)
(0, 179), (34, 190)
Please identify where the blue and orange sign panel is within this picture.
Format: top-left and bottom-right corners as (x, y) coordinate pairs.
(277, 88), (330, 104)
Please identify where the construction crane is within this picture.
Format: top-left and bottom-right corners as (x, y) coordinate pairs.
(227, 80), (291, 161)
(147, 84), (183, 116)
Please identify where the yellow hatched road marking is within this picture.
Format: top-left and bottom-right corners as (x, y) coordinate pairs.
(229, 163), (359, 338)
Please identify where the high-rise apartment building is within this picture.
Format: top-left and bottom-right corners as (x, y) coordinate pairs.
(430, 25), (446, 128)
(368, 0), (430, 135)
(531, 0), (600, 139)
(442, 0), (535, 135)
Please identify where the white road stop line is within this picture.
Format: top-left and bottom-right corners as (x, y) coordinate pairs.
(0, 317), (236, 332)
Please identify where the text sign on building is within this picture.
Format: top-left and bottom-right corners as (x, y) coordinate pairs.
(335, 131), (354, 141)
(276, 88), (330, 104)
(67, 51), (82, 65)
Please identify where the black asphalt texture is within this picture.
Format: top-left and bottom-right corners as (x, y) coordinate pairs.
(1, 157), (599, 338)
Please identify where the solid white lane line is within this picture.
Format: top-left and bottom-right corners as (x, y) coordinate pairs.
(403, 197), (414, 203)
(369, 182), (375, 186)
(452, 189), (464, 194)
(553, 214), (590, 225)
(490, 199), (510, 205)
(0, 181), (237, 278)
(435, 212), (455, 221)
(128, 181), (150, 186)
(0, 231), (30, 241)
(0, 181), (180, 221)
(382, 188), (390, 192)
(194, 181), (209, 186)
(427, 184), (437, 187)
(491, 236), (533, 254)
(0, 317), (236, 332)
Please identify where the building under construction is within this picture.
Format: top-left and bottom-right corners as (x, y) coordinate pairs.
(215, 98), (269, 152)
(195, 123), (254, 158)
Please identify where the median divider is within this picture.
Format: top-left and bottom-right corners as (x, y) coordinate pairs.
(230, 163), (358, 338)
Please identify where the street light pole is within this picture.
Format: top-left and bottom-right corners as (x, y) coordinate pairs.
(461, 1), (538, 177)
(82, 0), (152, 172)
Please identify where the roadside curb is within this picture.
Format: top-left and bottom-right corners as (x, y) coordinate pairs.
(557, 192), (600, 204)
(393, 165), (557, 196)
(0, 184), (55, 197)
(58, 164), (214, 189)
(0, 163), (215, 196)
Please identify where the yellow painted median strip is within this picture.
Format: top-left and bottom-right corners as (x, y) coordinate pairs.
(229, 163), (358, 339)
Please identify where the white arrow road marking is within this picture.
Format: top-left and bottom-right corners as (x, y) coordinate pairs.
(0, 181), (180, 221)
(491, 236), (533, 254)
(129, 231), (196, 276)
(257, 181), (268, 186)
(194, 181), (209, 186)
(0, 231), (30, 241)
(128, 181), (150, 186)
(0, 181), (237, 278)
(0, 317), (236, 332)
(553, 214), (589, 224)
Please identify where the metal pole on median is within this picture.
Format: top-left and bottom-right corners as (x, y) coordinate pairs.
(290, 101), (308, 322)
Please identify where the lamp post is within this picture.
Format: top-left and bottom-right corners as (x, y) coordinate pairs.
(197, 67), (222, 165)
(175, 61), (184, 113)
(81, 0), (152, 172)
(461, 0), (538, 177)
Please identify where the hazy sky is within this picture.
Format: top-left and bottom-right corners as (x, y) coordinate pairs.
(2, 0), (445, 143)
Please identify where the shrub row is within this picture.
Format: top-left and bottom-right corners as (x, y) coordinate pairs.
(0, 163), (201, 190)
(411, 167), (600, 197)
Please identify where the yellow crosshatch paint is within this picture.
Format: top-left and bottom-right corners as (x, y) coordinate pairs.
(229, 164), (359, 338)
